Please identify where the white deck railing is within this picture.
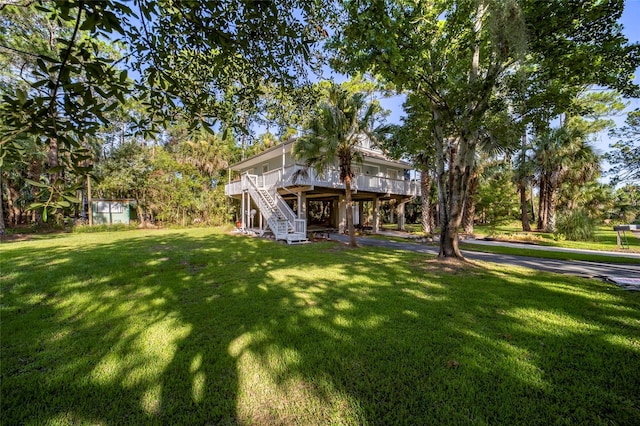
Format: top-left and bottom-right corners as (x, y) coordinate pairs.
(226, 165), (420, 197)
(226, 179), (243, 195)
(262, 169), (284, 188)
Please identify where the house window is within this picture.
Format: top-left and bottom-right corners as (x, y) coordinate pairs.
(96, 201), (124, 213)
(388, 169), (399, 180)
(96, 202), (110, 213)
(262, 163), (269, 174)
(352, 165), (362, 175)
(110, 202), (124, 213)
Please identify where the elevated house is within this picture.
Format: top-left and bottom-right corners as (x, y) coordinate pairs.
(225, 138), (420, 243)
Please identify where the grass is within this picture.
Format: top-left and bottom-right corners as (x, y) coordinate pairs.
(459, 243), (640, 264)
(2, 228), (640, 425)
(474, 223), (640, 253)
(382, 222), (640, 253)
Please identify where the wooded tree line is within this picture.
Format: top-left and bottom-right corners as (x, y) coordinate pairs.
(408, 90), (640, 234)
(1, 0), (639, 258)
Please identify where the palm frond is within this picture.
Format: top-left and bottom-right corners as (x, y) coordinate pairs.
(291, 167), (309, 184)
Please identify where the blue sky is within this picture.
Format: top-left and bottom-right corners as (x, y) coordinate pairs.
(622, 0), (640, 77)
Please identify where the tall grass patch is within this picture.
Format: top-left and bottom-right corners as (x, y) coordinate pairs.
(556, 209), (596, 241)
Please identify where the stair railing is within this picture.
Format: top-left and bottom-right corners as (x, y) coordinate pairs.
(244, 175), (290, 239)
(265, 187), (306, 236)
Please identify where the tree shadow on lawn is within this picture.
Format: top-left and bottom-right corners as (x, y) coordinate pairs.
(422, 261), (640, 423)
(2, 229), (639, 424)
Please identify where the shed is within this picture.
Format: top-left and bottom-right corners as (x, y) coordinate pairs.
(91, 199), (136, 225)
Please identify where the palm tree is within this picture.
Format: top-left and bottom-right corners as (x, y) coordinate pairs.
(176, 129), (230, 179)
(513, 133), (535, 232)
(533, 125), (597, 232)
(292, 85), (384, 247)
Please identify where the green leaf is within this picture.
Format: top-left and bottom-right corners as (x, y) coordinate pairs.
(80, 13), (98, 31)
(36, 58), (48, 73)
(31, 79), (50, 88)
(202, 123), (216, 136)
(25, 179), (50, 188)
(63, 195), (82, 203)
(16, 89), (27, 103)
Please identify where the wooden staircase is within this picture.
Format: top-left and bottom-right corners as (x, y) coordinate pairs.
(244, 174), (307, 244)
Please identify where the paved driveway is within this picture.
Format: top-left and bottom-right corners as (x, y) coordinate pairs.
(328, 234), (640, 284)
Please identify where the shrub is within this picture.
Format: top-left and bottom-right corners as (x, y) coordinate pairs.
(556, 209), (595, 241)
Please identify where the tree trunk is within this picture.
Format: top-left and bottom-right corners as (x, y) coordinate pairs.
(440, 135), (474, 259)
(7, 180), (17, 226)
(537, 176), (547, 230)
(396, 201), (405, 231)
(420, 170), (433, 234)
(432, 0), (493, 259)
(344, 174), (358, 247)
(0, 169), (5, 235)
(435, 132), (465, 259)
(438, 0), (484, 258)
(48, 137), (59, 183)
(87, 174), (92, 226)
(134, 190), (148, 227)
(43, 136), (60, 224)
(530, 182), (536, 224)
(538, 170), (562, 233)
(462, 171), (478, 235)
(546, 192), (557, 233)
(136, 203), (146, 227)
(517, 132), (531, 232)
(518, 180), (531, 231)
(434, 195), (441, 229)
(544, 172), (560, 233)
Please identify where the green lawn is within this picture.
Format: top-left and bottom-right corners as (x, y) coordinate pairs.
(473, 223), (640, 252)
(459, 243), (640, 264)
(383, 222), (640, 253)
(2, 228), (639, 425)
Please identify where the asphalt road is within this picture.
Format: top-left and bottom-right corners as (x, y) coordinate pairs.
(328, 234), (640, 283)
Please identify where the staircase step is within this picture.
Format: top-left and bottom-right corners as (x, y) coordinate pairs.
(286, 233), (308, 245)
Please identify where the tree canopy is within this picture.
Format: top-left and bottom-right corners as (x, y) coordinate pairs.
(329, 0), (639, 257)
(0, 0), (332, 219)
(607, 109), (640, 185)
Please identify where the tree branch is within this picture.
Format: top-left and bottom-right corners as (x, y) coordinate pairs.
(0, 0), (35, 10)
(0, 44), (57, 62)
(49, 0), (83, 119)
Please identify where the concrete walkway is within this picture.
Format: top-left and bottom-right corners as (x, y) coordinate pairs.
(328, 233), (640, 288)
